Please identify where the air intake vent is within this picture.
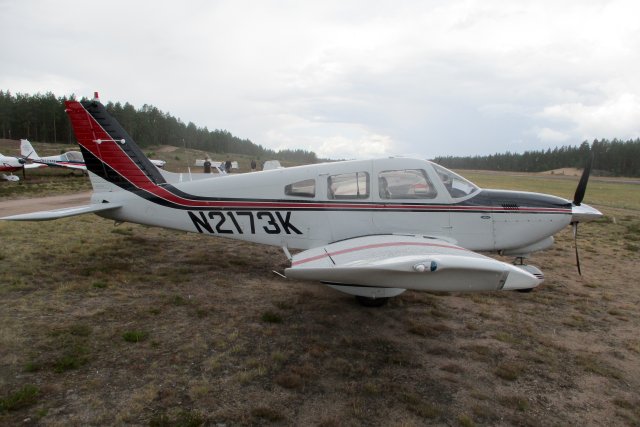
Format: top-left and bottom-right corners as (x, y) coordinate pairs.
(501, 203), (520, 210)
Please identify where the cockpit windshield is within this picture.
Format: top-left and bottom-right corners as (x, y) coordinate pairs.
(62, 151), (83, 162)
(432, 163), (479, 199)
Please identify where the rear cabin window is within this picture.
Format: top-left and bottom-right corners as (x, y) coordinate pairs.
(285, 179), (316, 198)
(378, 169), (437, 199)
(328, 172), (369, 199)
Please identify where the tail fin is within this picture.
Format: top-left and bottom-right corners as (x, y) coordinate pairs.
(20, 139), (40, 159)
(65, 96), (166, 192)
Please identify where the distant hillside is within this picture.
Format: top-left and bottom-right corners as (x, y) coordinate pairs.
(0, 90), (317, 164)
(434, 139), (640, 177)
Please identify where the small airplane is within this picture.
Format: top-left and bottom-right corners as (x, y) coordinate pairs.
(20, 139), (167, 171)
(0, 151), (47, 181)
(2, 94), (602, 306)
(20, 139), (86, 171)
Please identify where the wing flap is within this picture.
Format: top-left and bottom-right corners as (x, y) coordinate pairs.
(285, 235), (540, 291)
(1, 203), (121, 221)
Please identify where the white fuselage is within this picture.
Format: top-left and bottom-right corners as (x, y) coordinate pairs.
(94, 157), (573, 253)
(0, 154), (24, 172)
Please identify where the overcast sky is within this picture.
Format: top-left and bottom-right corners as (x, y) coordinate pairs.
(1, 0), (639, 159)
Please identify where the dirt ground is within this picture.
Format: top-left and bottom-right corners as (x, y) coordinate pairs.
(1, 194), (639, 425)
(540, 168), (582, 176)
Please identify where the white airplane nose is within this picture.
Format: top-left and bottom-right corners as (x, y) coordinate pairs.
(571, 203), (603, 223)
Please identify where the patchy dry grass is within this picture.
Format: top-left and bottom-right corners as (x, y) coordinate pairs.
(0, 173), (639, 425)
(0, 385), (40, 412)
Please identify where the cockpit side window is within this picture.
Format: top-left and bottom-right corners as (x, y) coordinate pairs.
(378, 169), (437, 199)
(327, 172), (369, 199)
(285, 178), (316, 198)
(432, 163), (479, 198)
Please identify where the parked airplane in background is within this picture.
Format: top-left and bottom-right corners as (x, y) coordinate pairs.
(2, 94), (602, 306)
(263, 160), (284, 170)
(150, 159), (166, 169)
(20, 139), (167, 171)
(0, 151), (46, 181)
(20, 139), (86, 171)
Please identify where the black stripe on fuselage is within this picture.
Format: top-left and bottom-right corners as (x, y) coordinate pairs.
(85, 149), (571, 214)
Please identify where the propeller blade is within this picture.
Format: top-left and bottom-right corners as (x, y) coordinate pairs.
(573, 222), (582, 275)
(573, 153), (594, 206)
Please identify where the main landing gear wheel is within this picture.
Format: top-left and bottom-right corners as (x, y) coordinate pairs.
(516, 287), (534, 293)
(355, 296), (390, 307)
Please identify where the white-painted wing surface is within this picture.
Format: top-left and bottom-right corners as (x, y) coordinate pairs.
(1, 203), (121, 221)
(30, 159), (87, 171)
(285, 235), (541, 291)
(24, 163), (48, 169)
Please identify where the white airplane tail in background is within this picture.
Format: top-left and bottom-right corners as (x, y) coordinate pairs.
(20, 139), (40, 160)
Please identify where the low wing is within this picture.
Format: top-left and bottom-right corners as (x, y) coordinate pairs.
(32, 159), (87, 171)
(285, 235), (541, 291)
(1, 203), (121, 221)
(24, 163), (48, 169)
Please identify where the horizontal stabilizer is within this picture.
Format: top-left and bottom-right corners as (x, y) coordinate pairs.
(1, 203), (121, 221)
(285, 235), (541, 292)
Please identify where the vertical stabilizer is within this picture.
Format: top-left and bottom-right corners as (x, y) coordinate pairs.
(20, 139), (40, 159)
(65, 96), (166, 193)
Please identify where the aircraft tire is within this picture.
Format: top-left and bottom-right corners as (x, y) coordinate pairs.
(515, 287), (534, 293)
(355, 296), (390, 307)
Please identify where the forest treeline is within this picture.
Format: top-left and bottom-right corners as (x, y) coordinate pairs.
(3, 91), (639, 175)
(434, 139), (640, 177)
(0, 91), (318, 164)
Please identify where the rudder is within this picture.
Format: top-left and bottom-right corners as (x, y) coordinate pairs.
(65, 95), (166, 193)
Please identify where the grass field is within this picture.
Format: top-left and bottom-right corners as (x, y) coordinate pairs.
(1, 157), (639, 425)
